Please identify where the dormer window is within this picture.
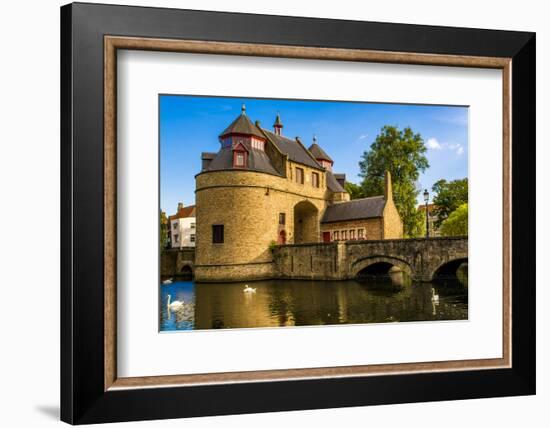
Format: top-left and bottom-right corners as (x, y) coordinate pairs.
(232, 141), (248, 168)
(235, 152), (245, 166)
(233, 148), (247, 168)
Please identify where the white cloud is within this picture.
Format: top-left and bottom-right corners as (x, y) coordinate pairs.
(427, 137), (442, 149)
(427, 137), (464, 156)
(358, 134), (369, 140)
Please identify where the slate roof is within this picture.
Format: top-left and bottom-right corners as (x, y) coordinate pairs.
(203, 148), (281, 176)
(321, 196), (386, 223)
(219, 112), (265, 139)
(262, 129), (322, 169)
(326, 172), (345, 192)
(169, 205), (196, 220)
(308, 143), (333, 162)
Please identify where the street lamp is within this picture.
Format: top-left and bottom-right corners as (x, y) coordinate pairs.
(423, 189), (430, 238)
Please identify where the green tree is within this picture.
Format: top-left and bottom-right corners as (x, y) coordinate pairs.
(358, 125), (429, 237)
(160, 211), (169, 249)
(344, 181), (365, 199)
(431, 178), (468, 227)
(440, 203), (468, 236)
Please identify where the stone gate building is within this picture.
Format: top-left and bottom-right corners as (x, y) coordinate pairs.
(194, 106), (403, 282)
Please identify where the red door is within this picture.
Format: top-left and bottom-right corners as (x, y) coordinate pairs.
(322, 232), (331, 242)
(278, 230), (287, 245)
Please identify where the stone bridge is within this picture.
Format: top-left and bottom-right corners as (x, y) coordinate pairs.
(272, 237), (468, 282)
(161, 248), (195, 279)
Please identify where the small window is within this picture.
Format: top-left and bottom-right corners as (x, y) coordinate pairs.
(295, 167), (304, 184)
(342, 230), (347, 240)
(173, 222), (178, 230)
(358, 229), (364, 239)
(190, 234), (196, 242)
(279, 213), (286, 225)
(333, 231), (339, 241)
(190, 222), (196, 229)
(312, 172), (320, 188)
(350, 230), (355, 240)
(212, 224), (224, 244)
(251, 138), (265, 151)
(235, 152), (245, 166)
(174, 234), (179, 243)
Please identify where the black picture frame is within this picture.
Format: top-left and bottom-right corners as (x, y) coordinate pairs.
(61, 2), (535, 424)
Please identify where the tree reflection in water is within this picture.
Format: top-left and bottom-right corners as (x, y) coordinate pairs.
(160, 269), (468, 331)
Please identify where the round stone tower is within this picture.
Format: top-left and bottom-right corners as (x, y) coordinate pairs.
(195, 108), (328, 282)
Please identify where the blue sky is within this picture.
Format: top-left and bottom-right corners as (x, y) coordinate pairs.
(160, 95), (468, 215)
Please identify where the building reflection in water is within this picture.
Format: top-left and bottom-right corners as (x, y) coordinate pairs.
(160, 270), (468, 331)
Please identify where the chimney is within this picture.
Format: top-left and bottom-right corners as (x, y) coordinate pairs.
(177, 202), (184, 211)
(384, 171), (393, 202)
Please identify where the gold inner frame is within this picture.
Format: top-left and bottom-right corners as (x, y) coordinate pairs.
(104, 36), (512, 391)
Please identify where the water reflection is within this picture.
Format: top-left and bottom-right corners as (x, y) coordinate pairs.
(160, 273), (468, 331)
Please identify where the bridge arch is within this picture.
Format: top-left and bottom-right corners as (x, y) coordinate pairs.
(429, 257), (468, 281)
(351, 256), (413, 278)
(179, 262), (194, 280)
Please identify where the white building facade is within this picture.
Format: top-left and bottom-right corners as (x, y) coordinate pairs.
(169, 204), (196, 248)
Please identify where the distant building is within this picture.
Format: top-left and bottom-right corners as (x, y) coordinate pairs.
(194, 106), (403, 281)
(418, 203), (441, 237)
(169, 203), (196, 248)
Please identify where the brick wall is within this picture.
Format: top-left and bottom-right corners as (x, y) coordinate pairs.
(320, 218), (383, 241)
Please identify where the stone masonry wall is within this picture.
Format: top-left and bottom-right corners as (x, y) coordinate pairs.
(195, 169), (329, 281)
(273, 237), (468, 282)
(273, 242), (344, 280)
(160, 237), (467, 282)
(160, 248), (195, 277)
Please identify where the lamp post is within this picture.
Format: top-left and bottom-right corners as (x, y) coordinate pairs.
(423, 189), (430, 239)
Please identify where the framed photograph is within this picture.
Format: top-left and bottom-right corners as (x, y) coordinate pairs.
(61, 2), (535, 424)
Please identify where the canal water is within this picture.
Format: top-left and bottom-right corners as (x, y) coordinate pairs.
(160, 273), (468, 331)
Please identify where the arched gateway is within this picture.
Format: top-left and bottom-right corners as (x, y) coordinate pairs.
(293, 200), (319, 244)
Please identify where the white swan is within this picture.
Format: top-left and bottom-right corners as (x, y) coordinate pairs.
(243, 285), (256, 293)
(167, 294), (184, 310)
(162, 278), (173, 285)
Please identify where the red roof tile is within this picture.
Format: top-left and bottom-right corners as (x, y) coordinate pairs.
(169, 205), (196, 220)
